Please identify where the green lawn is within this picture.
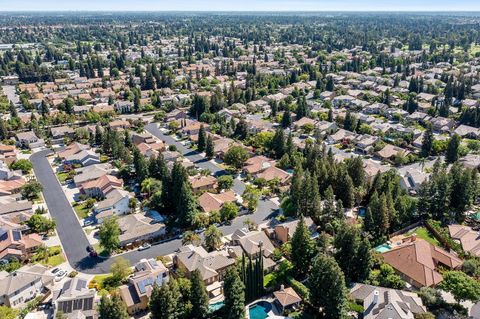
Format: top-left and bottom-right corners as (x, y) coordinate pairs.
(45, 254), (65, 267)
(89, 273), (112, 290)
(57, 172), (70, 183)
(33, 245), (66, 267)
(73, 202), (90, 219)
(407, 227), (440, 246)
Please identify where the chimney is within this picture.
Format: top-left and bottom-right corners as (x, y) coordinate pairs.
(373, 290), (379, 305)
(280, 284), (285, 291)
(411, 233), (417, 242)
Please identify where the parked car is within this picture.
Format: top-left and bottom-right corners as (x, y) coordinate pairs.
(138, 243), (151, 251)
(86, 245), (93, 253)
(55, 270), (67, 281)
(83, 220), (94, 227)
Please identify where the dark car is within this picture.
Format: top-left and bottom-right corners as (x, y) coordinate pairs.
(86, 245), (94, 253)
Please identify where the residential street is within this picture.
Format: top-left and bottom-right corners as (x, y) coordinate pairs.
(30, 126), (279, 274)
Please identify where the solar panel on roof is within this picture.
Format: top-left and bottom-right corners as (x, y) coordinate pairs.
(12, 230), (21, 241)
(76, 279), (86, 290)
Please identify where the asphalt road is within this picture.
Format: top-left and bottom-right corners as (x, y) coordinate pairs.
(31, 126), (279, 274)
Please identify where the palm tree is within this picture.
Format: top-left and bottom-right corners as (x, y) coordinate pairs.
(204, 225), (223, 251)
(141, 178), (161, 198)
(182, 231), (201, 246)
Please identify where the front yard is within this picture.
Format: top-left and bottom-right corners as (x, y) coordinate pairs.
(72, 202), (91, 219)
(31, 245), (66, 267)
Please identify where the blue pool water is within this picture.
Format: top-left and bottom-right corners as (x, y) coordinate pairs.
(249, 301), (272, 319)
(375, 243), (392, 253)
(209, 301), (224, 312)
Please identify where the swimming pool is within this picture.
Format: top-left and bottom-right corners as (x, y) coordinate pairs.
(375, 243), (392, 253)
(249, 301), (272, 319)
(209, 301), (224, 312)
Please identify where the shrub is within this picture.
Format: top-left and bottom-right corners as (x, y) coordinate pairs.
(68, 271), (78, 278)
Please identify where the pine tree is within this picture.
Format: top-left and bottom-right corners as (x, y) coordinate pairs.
(95, 125), (103, 146)
(205, 136), (214, 159)
(446, 133), (461, 164)
(197, 125), (206, 152)
(271, 128), (285, 159)
(190, 270), (209, 319)
(421, 125), (434, 158)
(149, 280), (180, 319)
(133, 147), (148, 183)
(326, 76), (334, 91)
(335, 168), (355, 209)
(334, 223), (372, 283)
(309, 254), (347, 319)
(291, 215), (316, 277)
(223, 266), (245, 319)
(98, 295), (129, 319)
(281, 108), (291, 128)
(0, 119), (7, 140)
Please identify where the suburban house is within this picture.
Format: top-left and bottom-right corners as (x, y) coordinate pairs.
(94, 189), (132, 223)
(0, 264), (55, 308)
(376, 144), (410, 162)
(80, 174), (123, 198)
(57, 142), (90, 160)
(52, 277), (97, 319)
(243, 156), (275, 175)
(255, 166), (291, 185)
(0, 144), (18, 165)
(230, 229), (276, 271)
(350, 283), (427, 319)
(117, 214), (165, 247)
(449, 224), (480, 257)
(51, 126), (75, 141)
(64, 149), (100, 167)
(174, 245), (235, 291)
(0, 227), (43, 261)
(270, 217), (318, 245)
(197, 191), (237, 213)
(381, 238), (462, 287)
(73, 164), (113, 186)
(109, 120), (131, 131)
(0, 200), (33, 224)
(273, 286), (302, 313)
(119, 258), (169, 315)
(15, 131), (45, 149)
(189, 175), (217, 193)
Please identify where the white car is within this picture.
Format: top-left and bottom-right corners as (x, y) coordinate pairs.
(138, 243), (151, 251)
(55, 270), (67, 282)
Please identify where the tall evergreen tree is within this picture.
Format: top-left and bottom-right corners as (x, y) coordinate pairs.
(197, 125), (206, 152)
(309, 254), (347, 319)
(223, 266), (245, 319)
(291, 215), (317, 277)
(333, 223), (372, 283)
(98, 295), (129, 319)
(446, 133), (461, 164)
(205, 136), (214, 159)
(421, 125), (434, 158)
(149, 280), (180, 319)
(190, 270), (209, 319)
(281, 108), (291, 128)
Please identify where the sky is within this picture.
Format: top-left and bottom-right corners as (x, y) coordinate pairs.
(1, 0), (480, 12)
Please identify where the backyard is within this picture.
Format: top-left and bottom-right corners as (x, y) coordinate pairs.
(407, 227), (440, 246)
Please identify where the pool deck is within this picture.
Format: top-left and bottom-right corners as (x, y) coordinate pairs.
(245, 298), (292, 319)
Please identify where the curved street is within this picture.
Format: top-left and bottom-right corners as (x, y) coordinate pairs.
(30, 125), (279, 274)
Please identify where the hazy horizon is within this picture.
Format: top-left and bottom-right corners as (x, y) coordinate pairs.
(2, 0), (480, 12)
